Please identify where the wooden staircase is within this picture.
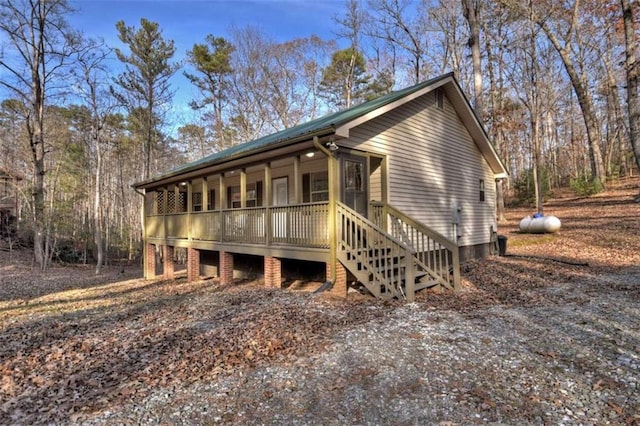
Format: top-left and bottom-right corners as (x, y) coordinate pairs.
(336, 202), (460, 301)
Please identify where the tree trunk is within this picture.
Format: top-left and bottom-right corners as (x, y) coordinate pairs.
(620, 0), (640, 200)
(532, 116), (543, 214)
(462, 0), (484, 119)
(536, 17), (606, 186)
(94, 142), (104, 274)
(481, 9), (507, 222)
(32, 110), (47, 270)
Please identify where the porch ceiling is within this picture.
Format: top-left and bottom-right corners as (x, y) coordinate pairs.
(138, 139), (325, 190)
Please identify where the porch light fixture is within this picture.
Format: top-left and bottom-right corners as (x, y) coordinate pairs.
(326, 141), (339, 152)
(179, 182), (187, 187)
(305, 151), (315, 158)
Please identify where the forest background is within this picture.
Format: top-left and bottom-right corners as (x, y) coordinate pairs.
(0, 0), (638, 271)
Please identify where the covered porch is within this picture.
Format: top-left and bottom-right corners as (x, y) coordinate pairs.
(141, 138), (370, 294)
(140, 137), (459, 301)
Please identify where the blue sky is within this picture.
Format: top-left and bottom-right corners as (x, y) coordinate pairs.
(67, 0), (346, 125)
(70, 0), (343, 48)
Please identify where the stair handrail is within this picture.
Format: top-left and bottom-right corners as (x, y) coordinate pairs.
(372, 202), (460, 291)
(336, 201), (417, 300)
(337, 202), (416, 253)
(383, 203), (458, 252)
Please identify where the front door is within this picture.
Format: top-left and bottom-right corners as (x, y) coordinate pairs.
(272, 177), (288, 206)
(341, 155), (368, 217)
(272, 177), (288, 240)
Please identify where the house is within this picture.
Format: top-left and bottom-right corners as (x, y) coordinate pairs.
(0, 168), (22, 238)
(134, 73), (508, 301)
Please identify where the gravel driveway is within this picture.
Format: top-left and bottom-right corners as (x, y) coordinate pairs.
(85, 267), (640, 425)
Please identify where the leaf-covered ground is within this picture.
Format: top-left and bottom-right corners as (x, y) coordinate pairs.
(1, 177), (639, 425)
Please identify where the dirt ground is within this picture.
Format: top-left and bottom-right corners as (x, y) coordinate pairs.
(1, 177), (639, 425)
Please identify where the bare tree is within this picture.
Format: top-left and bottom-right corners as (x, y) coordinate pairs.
(367, 0), (432, 84)
(620, 0), (640, 200)
(481, 0), (510, 221)
(75, 39), (117, 274)
(177, 123), (209, 161)
(535, 1), (606, 186)
(227, 26), (333, 142)
(462, 0), (484, 118)
(430, 0), (469, 79)
(0, 0), (79, 269)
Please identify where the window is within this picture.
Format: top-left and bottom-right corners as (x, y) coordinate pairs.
(207, 189), (215, 210)
(192, 192), (202, 212)
(434, 88), (444, 109)
(229, 185), (240, 208)
(479, 179), (485, 202)
(303, 171), (329, 202)
(194, 189), (216, 211)
(228, 182), (262, 208)
(344, 160), (363, 191)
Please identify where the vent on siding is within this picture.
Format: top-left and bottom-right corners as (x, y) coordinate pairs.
(434, 88), (444, 109)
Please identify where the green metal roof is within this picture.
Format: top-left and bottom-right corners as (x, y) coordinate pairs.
(135, 73), (453, 188)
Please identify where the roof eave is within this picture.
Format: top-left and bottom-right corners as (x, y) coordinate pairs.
(133, 126), (336, 189)
(444, 79), (510, 178)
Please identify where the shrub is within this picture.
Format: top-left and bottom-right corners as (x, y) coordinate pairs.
(512, 168), (550, 207)
(570, 176), (603, 196)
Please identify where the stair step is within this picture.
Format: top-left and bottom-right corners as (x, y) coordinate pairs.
(354, 247), (393, 257)
(415, 279), (439, 291)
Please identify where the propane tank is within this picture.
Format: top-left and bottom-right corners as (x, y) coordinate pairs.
(519, 214), (561, 234)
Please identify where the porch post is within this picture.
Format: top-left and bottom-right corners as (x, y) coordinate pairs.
(145, 243), (156, 279)
(293, 155), (302, 204)
(187, 247), (200, 282)
(219, 173), (226, 240)
(240, 168), (247, 208)
(202, 177), (208, 211)
(174, 185), (180, 212)
(187, 180), (192, 240)
(162, 187), (168, 239)
(264, 162), (272, 245)
(381, 156), (388, 231)
(314, 136), (339, 285)
(220, 251), (234, 285)
(163, 245), (175, 280)
(326, 261), (347, 297)
(142, 188), (148, 277)
(264, 256), (281, 288)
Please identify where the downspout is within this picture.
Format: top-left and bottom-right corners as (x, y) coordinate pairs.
(313, 136), (337, 288)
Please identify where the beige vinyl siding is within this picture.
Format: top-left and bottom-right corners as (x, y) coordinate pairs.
(369, 164), (382, 202)
(345, 90), (496, 247)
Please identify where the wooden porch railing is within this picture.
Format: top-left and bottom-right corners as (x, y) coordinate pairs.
(145, 202), (330, 248)
(370, 202), (460, 291)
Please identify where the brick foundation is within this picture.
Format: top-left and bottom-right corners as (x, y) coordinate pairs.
(163, 245), (175, 279)
(145, 243), (156, 279)
(326, 261), (347, 298)
(187, 247), (200, 282)
(220, 251), (234, 285)
(264, 256), (282, 288)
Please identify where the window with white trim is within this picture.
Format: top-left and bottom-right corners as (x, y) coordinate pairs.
(302, 171), (329, 202)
